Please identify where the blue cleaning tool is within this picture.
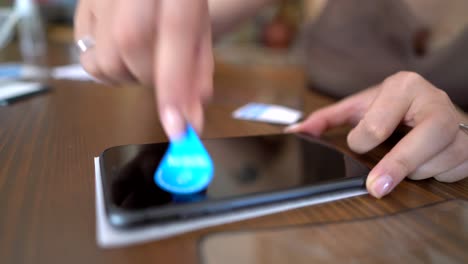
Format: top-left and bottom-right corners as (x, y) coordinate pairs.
(154, 124), (214, 195)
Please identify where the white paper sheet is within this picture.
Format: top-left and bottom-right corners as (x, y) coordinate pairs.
(95, 157), (367, 248)
(51, 64), (96, 81)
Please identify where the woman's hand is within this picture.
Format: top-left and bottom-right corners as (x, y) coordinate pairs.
(74, 0), (213, 139)
(286, 71), (468, 198)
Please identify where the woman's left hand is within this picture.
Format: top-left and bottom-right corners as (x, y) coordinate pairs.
(286, 71), (468, 198)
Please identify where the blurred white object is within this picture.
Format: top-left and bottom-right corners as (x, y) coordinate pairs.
(0, 1), (47, 63)
(15, 0), (47, 63)
(0, 63), (48, 81)
(0, 63), (95, 82)
(0, 8), (19, 49)
(233, 103), (303, 125)
(51, 64), (96, 81)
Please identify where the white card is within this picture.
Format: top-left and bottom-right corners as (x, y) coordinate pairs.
(232, 103), (302, 125)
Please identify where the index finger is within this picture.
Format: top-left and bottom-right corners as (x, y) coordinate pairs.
(285, 87), (378, 136)
(74, 0), (103, 79)
(367, 110), (459, 198)
(156, 0), (206, 139)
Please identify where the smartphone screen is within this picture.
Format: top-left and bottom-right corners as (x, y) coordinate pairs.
(100, 134), (369, 227)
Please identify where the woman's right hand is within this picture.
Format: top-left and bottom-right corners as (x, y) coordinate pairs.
(286, 72), (468, 198)
(74, 0), (214, 139)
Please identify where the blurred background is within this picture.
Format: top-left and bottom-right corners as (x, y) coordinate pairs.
(0, 0), (76, 23)
(2, 0), (467, 67)
(1, 0), (467, 110)
(0, 0), (324, 66)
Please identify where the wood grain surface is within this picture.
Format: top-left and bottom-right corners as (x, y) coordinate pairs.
(200, 199), (468, 264)
(1, 40), (467, 264)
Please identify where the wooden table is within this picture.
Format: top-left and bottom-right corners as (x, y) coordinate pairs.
(1, 40), (467, 264)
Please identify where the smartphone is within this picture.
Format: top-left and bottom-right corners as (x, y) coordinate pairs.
(99, 133), (370, 229)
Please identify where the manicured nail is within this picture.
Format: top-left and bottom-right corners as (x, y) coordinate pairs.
(161, 107), (185, 140)
(371, 174), (394, 198)
(284, 123), (301, 133)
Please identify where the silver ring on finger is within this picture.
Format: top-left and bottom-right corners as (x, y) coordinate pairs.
(76, 35), (96, 53)
(459, 123), (468, 135)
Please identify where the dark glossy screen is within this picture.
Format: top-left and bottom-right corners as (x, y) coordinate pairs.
(101, 134), (369, 211)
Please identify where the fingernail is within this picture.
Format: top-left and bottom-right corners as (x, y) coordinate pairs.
(371, 174), (394, 198)
(161, 107), (185, 140)
(284, 123), (301, 133)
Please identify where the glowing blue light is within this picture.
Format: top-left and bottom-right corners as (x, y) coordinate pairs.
(154, 124), (214, 195)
